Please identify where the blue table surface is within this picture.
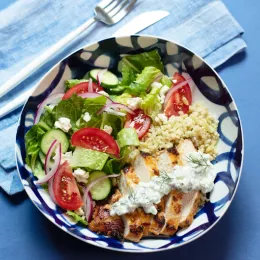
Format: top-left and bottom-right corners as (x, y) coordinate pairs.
(1, 0), (259, 259)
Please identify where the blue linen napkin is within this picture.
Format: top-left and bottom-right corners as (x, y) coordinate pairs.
(0, 0), (246, 195)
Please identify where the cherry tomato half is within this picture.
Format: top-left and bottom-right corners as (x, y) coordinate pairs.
(124, 109), (151, 139)
(71, 127), (120, 158)
(164, 72), (192, 117)
(53, 161), (83, 210)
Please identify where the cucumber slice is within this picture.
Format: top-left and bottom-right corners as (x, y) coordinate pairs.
(89, 69), (119, 88)
(41, 129), (69, 154)
(88, 171), (112, 200)
(107, 85), (125, 95)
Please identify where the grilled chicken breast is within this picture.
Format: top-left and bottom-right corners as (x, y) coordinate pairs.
(89, 205), (124, 238)
(179, 191), (201, 228)
(120, 157), (156, 241)
(177, 140), (201, 227)
(90, 139), (202, 242)
(149, 197), (166, 235)
(160, 190), (183, 235)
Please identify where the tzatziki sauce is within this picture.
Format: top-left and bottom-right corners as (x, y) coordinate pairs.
(110, 151), (216, 216)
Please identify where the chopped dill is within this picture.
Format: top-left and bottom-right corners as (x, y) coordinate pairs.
(185, 153), (211, 174)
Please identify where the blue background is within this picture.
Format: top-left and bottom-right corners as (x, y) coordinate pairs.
(0, 0), (259, 259)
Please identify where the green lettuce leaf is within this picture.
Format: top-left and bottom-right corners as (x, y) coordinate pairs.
(100, 112), (124, 138)
(117, 128), (139, 148)
(103, 147), (131, 174)
(125, 66), (162, 96)
(39, 106), (55, 128)
(103, 158), (124, 174)
(141, 85), (162, 120)
(120, 50), (164, 88)
(52, 94), (84, 127)
(77, 96), (107, 129)
(160, 75), (172, 88)
(71, 147), (109, 170)
(112, 93), (132, 105)
(120, 60), (137, 86)
(33, 159), (45, 179)
(66, 210), (88, 226)
(25, 125), (46, 167)
(121, 50), (164, 73)
(65, 79), (89, 91)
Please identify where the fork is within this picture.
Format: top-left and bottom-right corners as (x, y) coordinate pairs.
(0, 0), (137, 100)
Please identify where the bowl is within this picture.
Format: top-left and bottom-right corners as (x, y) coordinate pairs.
(16, 35), (243, 253)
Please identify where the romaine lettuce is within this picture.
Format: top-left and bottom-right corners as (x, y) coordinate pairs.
(103, 147), (131, 174)
(39, 106), (55, 128)
(65, 79), (88, 90)
(125, 66), (162, 96)
(78, 95), (107, 128)
(160, 75), (172, 88)
(71, 147), (109, 170)
(52, 94), (84, 127)
(119, 50), (164, 92)
(117, 128), (139, 148)
(120, 60), (137, 86)
(25, 125), (46, 167)
(112, 93), (132, 105)
(100, 112), (124, 138)
(141, 85), (162, 120)
(66, 210), (88, 225)
(121, 50), (164, 74)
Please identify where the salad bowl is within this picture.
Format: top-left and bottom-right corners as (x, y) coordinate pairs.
(16, 35), (243, 252)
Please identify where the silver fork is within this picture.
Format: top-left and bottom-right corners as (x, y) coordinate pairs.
(0, 0), (137, 100)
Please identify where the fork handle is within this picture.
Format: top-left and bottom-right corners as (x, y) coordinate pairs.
(0, 17), (96, 99)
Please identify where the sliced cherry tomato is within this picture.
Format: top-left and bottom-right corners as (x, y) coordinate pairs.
(63, 82), (104, 100)
(52, 161), (83, 210)
(71, 127), (120, 158)
(164, 72), (192, 117)
(124, 109), (151, 139)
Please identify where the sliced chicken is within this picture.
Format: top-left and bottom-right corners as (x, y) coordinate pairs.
(119, 163), (152, 241)
(160, 190), (183, 235)
(119, 140), (202, 240)
(134, 152), (159, 180)
(177, 139), (197, 165)
(89, 205), (124, 238)
(177, 140), (202, 228)
(149, 197), (166, 235)
(153, 148), (182, 236)
(179, 191), (201, 228)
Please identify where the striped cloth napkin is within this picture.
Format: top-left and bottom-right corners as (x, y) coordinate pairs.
(0, 0), (246, 194)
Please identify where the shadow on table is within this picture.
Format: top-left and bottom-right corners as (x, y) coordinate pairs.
(0, 189), (28, 205)
(37, 204), (234, 260)
(216, 51), (247, 73)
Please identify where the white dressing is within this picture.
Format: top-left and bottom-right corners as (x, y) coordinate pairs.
(110, 151), (215, 216)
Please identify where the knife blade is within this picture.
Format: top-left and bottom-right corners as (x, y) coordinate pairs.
(113, 10), (169, 36)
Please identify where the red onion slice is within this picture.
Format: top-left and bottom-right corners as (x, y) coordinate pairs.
(78, 92), (113, 104)
(88, 78), (93, 92)
(34, 93), (64, 124)
(35, 140), (61, 185)
(83, 174), (119, 222)
(83, 191), (93, 223)
(164, 78), (192, 108)
(97, 102), (135, 115)
(97, 69), (108, 86)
